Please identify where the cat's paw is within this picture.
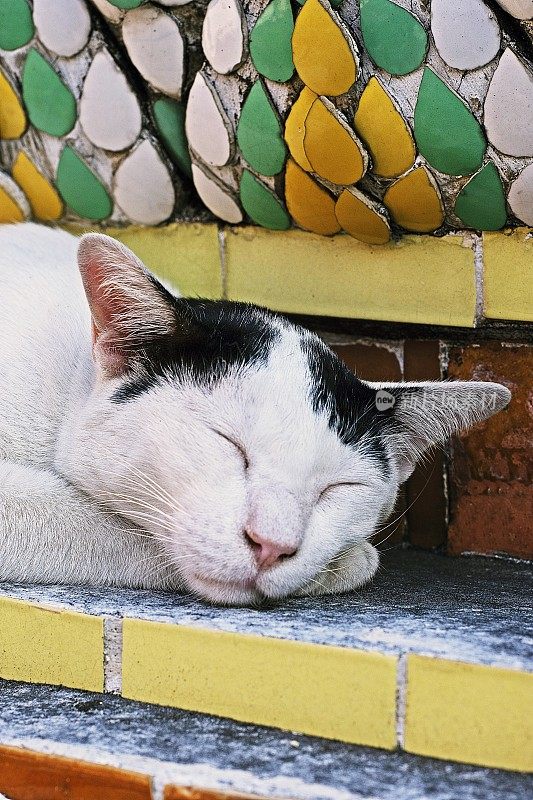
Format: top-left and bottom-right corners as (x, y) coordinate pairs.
(297, 540), (379, 597)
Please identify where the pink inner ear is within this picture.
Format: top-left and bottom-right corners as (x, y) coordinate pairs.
(83, 254), (127, 335)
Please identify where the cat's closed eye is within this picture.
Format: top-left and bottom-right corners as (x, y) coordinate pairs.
(318, 482), (366, 501)
(212, 429), (249, 470)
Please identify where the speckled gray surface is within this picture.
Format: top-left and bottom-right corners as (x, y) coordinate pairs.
(1, 681), (531, 800)
(1, 550), (532, 670)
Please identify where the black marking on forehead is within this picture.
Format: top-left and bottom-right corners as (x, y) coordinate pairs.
(302, 335), (390, 468)
(112, 298), (280, 403)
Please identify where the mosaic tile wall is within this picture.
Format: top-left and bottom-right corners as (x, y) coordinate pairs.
(0, 0), (532, 241)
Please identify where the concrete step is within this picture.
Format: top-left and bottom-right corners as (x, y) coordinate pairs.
(0, 680), (531, 800)
(0, 550), (531, 774)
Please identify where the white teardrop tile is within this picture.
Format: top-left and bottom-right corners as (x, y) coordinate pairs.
(158, 0), (193, 5)
(33, 0), (91, 57)
(202, 0), (246, 75)
(484, 48), (533, 157)
(508, 164), (533, 225)
(114, 140), (175, 224)
(80, 50), (142, 151)
(431, 0), (500, 70)
(192, 164), (242, 223)
(495, 0), (533, 19)
(122, 5), (184, 99)
(185, 72), (233, 166)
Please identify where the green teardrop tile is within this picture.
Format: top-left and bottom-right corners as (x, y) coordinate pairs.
(414, 68), (486, 176)
(56, 146), (112, 221)
(153, 98), (192, 179)
(454, 162), (507, 230)
(237, 80), (287, 176)
(250, 0), (294, 82)
(107, 0), (145, 8)
(240, 169), (290, 230)
(0, 0), (34, 50)
(360, 0), (428, 76)
(22, 49), (76, 137)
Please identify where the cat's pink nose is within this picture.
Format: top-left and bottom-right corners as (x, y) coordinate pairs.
(245, 530), (297, 569)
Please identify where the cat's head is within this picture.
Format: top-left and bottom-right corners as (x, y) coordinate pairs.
(61, 233), (511, 604)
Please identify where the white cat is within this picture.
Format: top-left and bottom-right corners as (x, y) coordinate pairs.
(0, 224), (510, 605)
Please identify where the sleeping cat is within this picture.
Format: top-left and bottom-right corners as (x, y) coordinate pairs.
(0, 224), (510, 605)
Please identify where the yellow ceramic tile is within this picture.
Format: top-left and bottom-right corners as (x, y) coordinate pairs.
(354, 77), (416, 178)
(285, 158), (340, 235)
(384, 167), (444, 233)
(0, 186), (25, 222)
(12, 152), (63, 221)
(335, 187), (391, 245)
(292, 0), (357, 96)
(225, 227), (476, 326)
(122, 620), (397, 749)
(483, 229), (533, 322)
(0, 70), (26, 139)
(66, 223), (223, 299)
(284, 86), (315, 171)
(0, 597), (104, 692)
(405, 655), (533, 771)
(303, 97), (367, 186)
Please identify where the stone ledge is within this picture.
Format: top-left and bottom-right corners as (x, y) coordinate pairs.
(0, 682), (531, 800)
(0, 551), (531, 772)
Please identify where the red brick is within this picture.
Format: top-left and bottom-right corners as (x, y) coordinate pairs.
(0, 745), (152, 800)
(164, 787), (268, 800)
(331, 341), (402, 382)
(447, 342), (533, 559)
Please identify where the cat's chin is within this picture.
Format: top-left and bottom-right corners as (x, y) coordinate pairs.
(186, 573), (265, 606)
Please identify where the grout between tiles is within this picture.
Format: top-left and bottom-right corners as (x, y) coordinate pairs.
(103, 617), (123, 695)
(472, 233), (485, 325)
(395, 653), (408, 750)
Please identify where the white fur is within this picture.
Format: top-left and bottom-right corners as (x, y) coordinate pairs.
(0, 224), (511, 605)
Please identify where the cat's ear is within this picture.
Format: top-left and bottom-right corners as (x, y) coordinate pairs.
(367, 380), (511, 482)
(77, 233), (193, 377)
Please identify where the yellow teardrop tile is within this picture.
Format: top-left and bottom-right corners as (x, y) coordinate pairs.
(0, 70), (26, 139)
(284, 87), (316, 171)
(0, 185), (25, 222)
(12, 152), (63, 221)
(303, 97), (367, 185)
(292, 0), (358, 96)
(285, 158), (340, 235)
(354, 77), (416, 178)
(335, 187), (391, 245)
(383, 166), (444, 233)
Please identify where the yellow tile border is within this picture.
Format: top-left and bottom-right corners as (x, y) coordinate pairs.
(223, 227), (477, 327)
(404, 654), (533, 772)
(0, 596), (104, 692)
(121, 619), (398, 750)
(483, 229), (533, 322)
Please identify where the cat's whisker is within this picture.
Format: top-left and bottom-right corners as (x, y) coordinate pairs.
(94, 490), (194, 530)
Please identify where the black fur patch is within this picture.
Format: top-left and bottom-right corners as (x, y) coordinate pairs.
(302, 335), (390, 468)
(112, 297), (279, 403)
